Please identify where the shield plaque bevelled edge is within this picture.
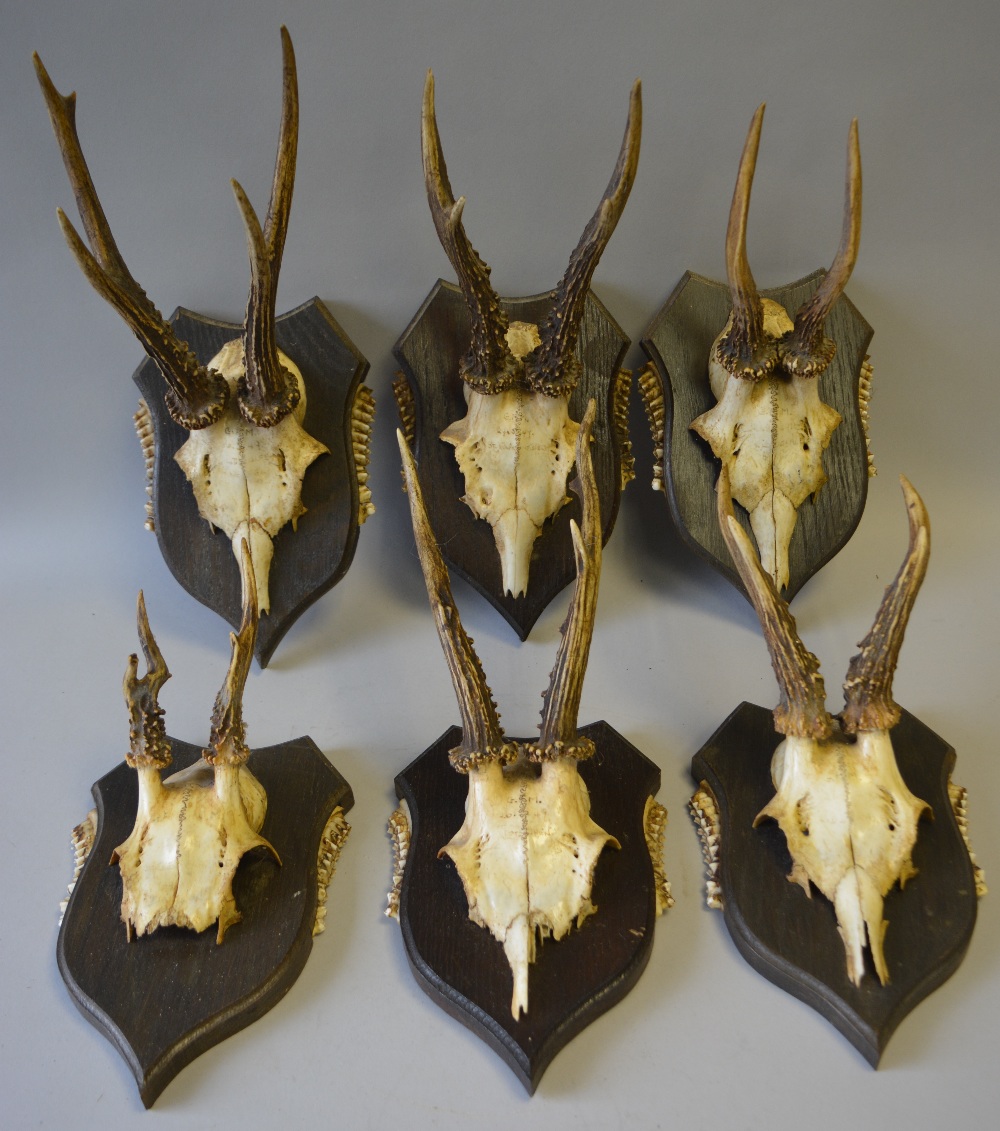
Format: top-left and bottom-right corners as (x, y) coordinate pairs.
(134, 299), (370, 666)
(691, 702), (978, 1066)
(395, 721), (662, 1093)
(640, 270), (873, 602)
(58, 736), (353, 1108)
(393, 280), (630, 639)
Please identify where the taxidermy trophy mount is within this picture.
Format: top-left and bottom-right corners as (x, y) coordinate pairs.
(640, 104), (874, 602)
(689, 470), (984, 1064)
(36, 28), (374, 666)
(393, 73), (639, 639)
(58, 555), (353, 1107)
(387, 403), (672, 1092)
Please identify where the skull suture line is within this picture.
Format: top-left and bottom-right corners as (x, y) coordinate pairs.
(422, 73), (640, 598)
(400, 402), (620, 1019)
(692, 105), (862, 592)
(113, 547), (279, 944)
(36, 30), (328, 614)
(717, 468), (932, 986)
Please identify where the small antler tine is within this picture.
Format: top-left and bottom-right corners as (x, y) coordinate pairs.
(717, 469), (833, 739)
(783, 118), (862, 377)
(715, 104), (773, 381)
(527, 81), (642, 397)
(264, 26), (298, 269)
(841, 475), (930, 734)
(34, 53), (229, 429)
(421, 73), (517, 394)
(534, 401), (601, 760)
(135, 590), (170, 695)
(398, 430), (511, 771)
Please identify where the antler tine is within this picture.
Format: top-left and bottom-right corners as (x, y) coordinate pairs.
(33, 53), (229, 429)
(532, 400), (601, 760)
(231, 27), (302, 427)
(783, 119), (862, 377)
(421, 71), (519, 394)
(204, 540), (259, 767)
(714, 104), (774, 381)
(123, 591), (173, 769)
(717, 469), (833, 739)
(527, 81), (642, 397)
(841, 476), (930, 733)
(398, 429), (515, 772)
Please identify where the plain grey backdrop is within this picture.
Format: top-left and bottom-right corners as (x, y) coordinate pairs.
(2, 0), (998, 1126)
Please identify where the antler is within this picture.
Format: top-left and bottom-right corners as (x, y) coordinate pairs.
(398, 429), (517, 771)
(717, 469), (833, 739)
(841, 476), (930, 733)
(781, 119), (862, 377)
(204, 541), (259, 767)
(123, 592), (173, 769)
(421, 71), (520, 394)
(531, 400), (601, 759)
(33, 53), (229, 429)
(231, 26), (302, 426)
(714, 104), (775, 381)
(526, 81), (642, 396)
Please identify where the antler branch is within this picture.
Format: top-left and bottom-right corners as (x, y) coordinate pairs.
(123, 592), (173, 769)
(34, 53), (229, 429)
(421, 71), (520, 394)
(398, 429), (516, 771)
(526, 81), (642, 397)
(840, 476), (930, 733)
(232, 26), (302, 426)
(717, 469), (833, 738)
(531, 400), (601, 759)
(781, 119), (862, 377)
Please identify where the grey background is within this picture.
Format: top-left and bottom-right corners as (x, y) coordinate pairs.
(2, 0), (997, 1126)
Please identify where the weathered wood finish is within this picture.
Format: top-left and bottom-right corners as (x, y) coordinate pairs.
(641, 271), (873, 601)
(58, 737), (353, 1107)
(135, 300), (370, 666)
(394, 281), (630, 638)
(395, 721), (661, 1092)
(691, 701), (978, 1064)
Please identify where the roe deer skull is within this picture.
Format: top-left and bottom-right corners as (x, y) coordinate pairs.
(35, 29), (326, 614)
(718, 468), (931, 985)
(693, 105), (862, 591)
(400, 402), (619, 1018)
(112, 548), (279, 943)
(422, 73), (640, 597)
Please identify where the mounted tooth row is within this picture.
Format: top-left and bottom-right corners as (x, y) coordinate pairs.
(689, 786), (723, 909)
(637, 362), (665, 491)
(314, 808), (352, 936)
(351, 384), (376, 523)
(134, 399), (156, 531)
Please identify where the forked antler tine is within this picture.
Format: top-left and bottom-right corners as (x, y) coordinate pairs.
(231, 27), (301, 427)
(717, 469), (833, 739)
(841, 476), (930, 734)
(527, 82), (642, 397)
(534, 401), (601, 758)
(204, 541), (259, 766)
(783, 119), (862, 377)
(33, 53), (229, 430)
(421, 72), (517, 394)
(122, 591), (172, 769)
(715, 104), (771, 380)
(397, 429), (511, 772)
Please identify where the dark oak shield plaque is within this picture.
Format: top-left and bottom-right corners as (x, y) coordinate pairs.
(394, 721), (662, 1092)
(691, 701), (978, 1065)
(641, 271), (873, 601)
(393, 281), (631, 639)
(135, 299), (371, 666)
(58, 736), (353, 1107)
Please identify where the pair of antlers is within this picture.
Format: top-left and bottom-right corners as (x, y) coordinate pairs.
(423, 73), (641, 397)
(35, 28), (300, 429)
(399, 402), (602, 770)
(717, 104), (863, 381)
(718, 467), (930, 739)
